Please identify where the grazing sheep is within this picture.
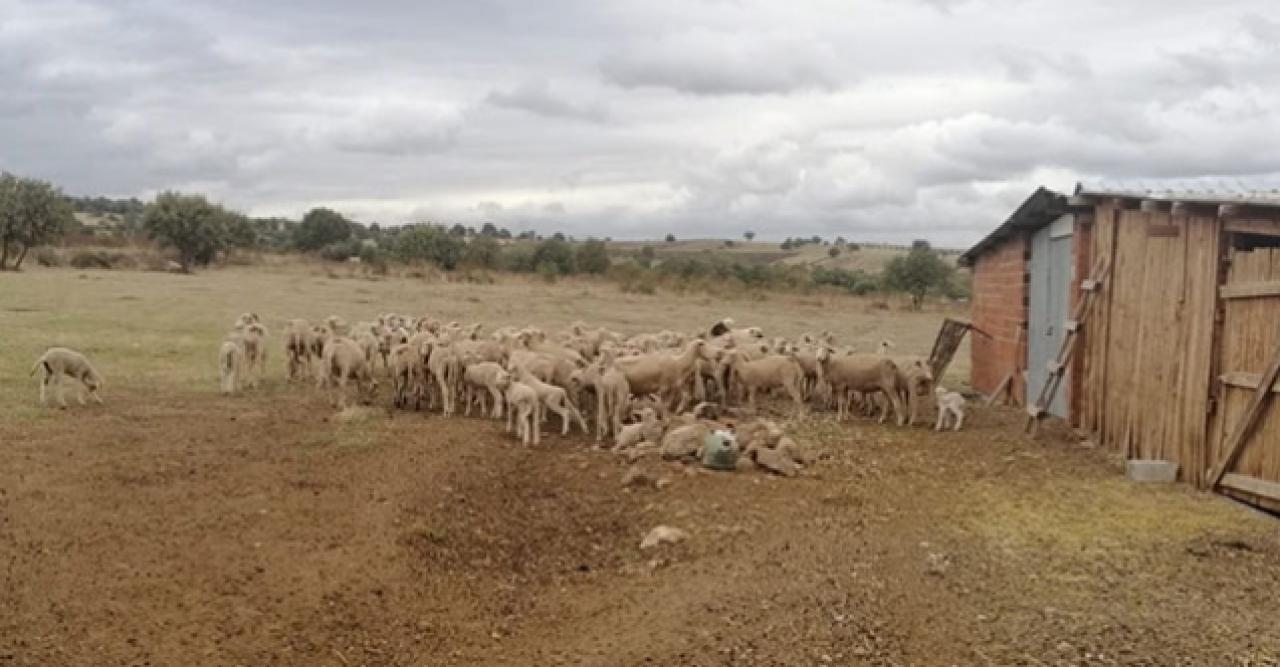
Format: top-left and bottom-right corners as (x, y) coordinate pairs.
(934, 387), (966, 431)
(30, 347), (104, 408)
(218, 339), (244, 395)
(614, 339), (718, 413)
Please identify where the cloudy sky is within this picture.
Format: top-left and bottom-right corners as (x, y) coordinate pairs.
(3, 0), (1280, 246)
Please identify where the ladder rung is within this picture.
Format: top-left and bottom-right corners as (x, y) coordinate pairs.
(1027, 405), (1043, 418)
(1065, 320), (1079, 333)
(1082, 279), (1098, 291)
(1046, 361), (1063, 374)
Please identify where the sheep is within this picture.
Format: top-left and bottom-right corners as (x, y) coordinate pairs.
(233, 322), (268, 388)
(613, 339), (718, 413)
(615, 407), (665, 450)
(387, 343), (418, 408)
(508, 363), (588, 436)
(505, 381), (541, 446)
(462, 361), (511, 419)
(572, 359), (631, 444)
(323, 337), (378, 407)
(233, 312), (260, 330)
(325, 315), (350, 337)
(934, 387), (966, 431)
(816, 348), (906, 426)
(426, 341), (462, 416)
(30, 347), (104, 408)
(724, 350), (806, 416)
(889, 357), (935, 426)
(284, 319), (317, 382)
(218, 339), (244, 395)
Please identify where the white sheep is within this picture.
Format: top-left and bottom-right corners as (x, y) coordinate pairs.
(462, 361), (511, 419)
(508, 363), (588, 436)
(505, 381), (541, 446)
(30, 347), (104, 408)
(614, 407), (664, 450)
(934, 387), (966, 431)
(218, 339), (244, 395)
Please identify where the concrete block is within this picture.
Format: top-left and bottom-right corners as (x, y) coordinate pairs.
(1126, 459), (1179, 484)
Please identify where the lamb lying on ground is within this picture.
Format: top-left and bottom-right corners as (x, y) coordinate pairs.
(934, 386), (966, 431)
(30, 347), (104, 408)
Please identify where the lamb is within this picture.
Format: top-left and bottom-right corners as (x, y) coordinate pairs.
(508, 363), (588, 436)
(387, 343), (418, 408)
(218, 339), (244, 395)
(934, 386), (966, 431)
(889, 357), (935, 426)
(615, 407), (665, 450)
(462, 362), (511, 419)
(325, 315), (350, 337)
(505, 381), (541, 446)
(572, 359), (631, 443)
(30, 347), (104, 408)
(233, 312), (260, 330)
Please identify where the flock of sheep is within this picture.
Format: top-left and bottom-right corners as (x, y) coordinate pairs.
(212, 313), (968, 448)
(28, 314), (967, 458)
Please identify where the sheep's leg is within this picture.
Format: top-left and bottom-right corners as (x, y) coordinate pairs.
(489, 386), (504, 419)
(934, 409), (945, 431)
(39, 371), (49, 405)
(56, 374), (68, 409)
(954, 409), (964, 431)
(595, 392), (607, 443)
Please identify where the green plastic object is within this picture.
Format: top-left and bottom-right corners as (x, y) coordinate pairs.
(701, 431), (739, 471)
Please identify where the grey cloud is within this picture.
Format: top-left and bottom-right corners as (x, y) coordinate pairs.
(600, 29), (840, 95)
(485, 81), (609, 122)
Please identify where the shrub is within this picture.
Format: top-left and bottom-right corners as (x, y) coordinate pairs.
(575, 238), (610, 274)
(531, 237), (575, 275)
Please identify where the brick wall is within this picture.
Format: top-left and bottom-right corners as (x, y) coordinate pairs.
(970, 234), (1029, 402)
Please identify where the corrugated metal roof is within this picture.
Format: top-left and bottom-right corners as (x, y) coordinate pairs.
(1075, 178), (1280, 207)
(958, 187), (1069, 267)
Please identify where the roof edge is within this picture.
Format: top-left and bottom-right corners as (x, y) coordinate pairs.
(958, 187), (1068, 267)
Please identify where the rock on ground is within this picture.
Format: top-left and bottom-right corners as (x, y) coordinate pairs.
(640, 525), (689, 550)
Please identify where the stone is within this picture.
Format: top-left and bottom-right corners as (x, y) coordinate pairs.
(754, 448), (799, 477)
(640, 525), (689, 550)
(777, 436), (815, 465)
(621, 466), (654, 489)
(1126, 459), (1179, 483)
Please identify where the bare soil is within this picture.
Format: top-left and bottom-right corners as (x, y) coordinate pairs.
(3, 384), (1279, 666)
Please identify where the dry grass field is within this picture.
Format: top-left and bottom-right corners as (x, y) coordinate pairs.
(1, 265), (1279, 665)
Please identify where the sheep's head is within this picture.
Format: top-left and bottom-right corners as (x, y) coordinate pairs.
(746, 326), (764, 339)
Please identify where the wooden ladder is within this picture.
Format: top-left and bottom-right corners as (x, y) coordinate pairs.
(1024, 256), (1111, 435)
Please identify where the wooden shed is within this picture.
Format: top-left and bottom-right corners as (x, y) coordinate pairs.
(960, 182), (1280, 512)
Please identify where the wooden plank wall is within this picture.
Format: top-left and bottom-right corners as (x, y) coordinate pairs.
(1080, 207), (1219, 485)
(1208, 232), (1280, 510)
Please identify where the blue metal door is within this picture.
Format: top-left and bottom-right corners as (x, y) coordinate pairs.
(1027, 216), (1074, 418)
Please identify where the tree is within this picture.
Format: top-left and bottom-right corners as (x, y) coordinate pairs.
(0, 173), (75, 270)
(480, 222), (498, 237)
(143, 192), (232, 272)
(462, 235), (501, 269)
(811, 235), (822, 245)
(664, 233), (676, 243)
(294, 207), (351, 251)
(396, 224), (463, 270)
(637, 245), (656, 268)
(532, 237), (575, 275)
(224, 213), (259, 249)
(552, 232), (566, 242)
(780, 238), (793, 250)
(743, 231), (755, 241)
(575, 238), (610, 274)
(882, 241), (953, 309)
(450, 223), (468, 237)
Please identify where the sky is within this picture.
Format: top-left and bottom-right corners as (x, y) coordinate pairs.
(3, 0), (1280, 247)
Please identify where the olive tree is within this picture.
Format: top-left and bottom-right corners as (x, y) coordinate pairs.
(0, 173), (75, 270)
(143, 192), (231, 272)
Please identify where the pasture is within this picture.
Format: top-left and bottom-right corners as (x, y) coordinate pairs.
(1, 265), (1279, 665)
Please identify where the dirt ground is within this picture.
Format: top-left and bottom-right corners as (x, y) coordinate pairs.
(2, 267), (1280, 665)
